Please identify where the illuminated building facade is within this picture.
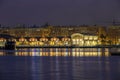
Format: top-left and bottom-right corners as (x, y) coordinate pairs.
(0, 25), (120, 47)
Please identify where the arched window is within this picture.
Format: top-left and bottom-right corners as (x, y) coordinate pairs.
(62, 37), (71, 41)
(51, 37), (59, 41)
(40, 38), (48, 42)
(29, 38), (37, 42)
(19, 38), (27, 42)
(71, 33), (84, 46)
(0, 38), (6, 42)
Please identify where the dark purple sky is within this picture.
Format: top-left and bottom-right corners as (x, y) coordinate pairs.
(0, 0), (120, 25)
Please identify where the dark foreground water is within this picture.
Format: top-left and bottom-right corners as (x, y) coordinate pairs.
(0, 48), (120, 80)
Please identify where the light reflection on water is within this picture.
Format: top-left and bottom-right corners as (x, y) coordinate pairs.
(0, 48), (110, 56)
(0, 48), (120, 80)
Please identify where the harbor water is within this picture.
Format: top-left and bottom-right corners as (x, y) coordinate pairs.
(0, 48), (120, 80)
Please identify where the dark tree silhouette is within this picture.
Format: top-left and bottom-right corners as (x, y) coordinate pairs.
(100, 34), (106, 45)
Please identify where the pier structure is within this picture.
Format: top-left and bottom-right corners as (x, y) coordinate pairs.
(0, 33), (99, 47)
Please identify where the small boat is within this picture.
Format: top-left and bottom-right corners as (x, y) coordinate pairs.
(110, 48), (120, 56)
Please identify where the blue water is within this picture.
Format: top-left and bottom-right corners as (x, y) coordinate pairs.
(0, 48), (120, 80)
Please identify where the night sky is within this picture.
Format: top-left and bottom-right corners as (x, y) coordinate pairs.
(0, 0), (120, 25)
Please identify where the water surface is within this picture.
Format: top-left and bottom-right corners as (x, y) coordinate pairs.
(0, 48), (120, 80)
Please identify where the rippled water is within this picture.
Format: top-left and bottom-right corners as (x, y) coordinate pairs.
(0, 48), (120, 80)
